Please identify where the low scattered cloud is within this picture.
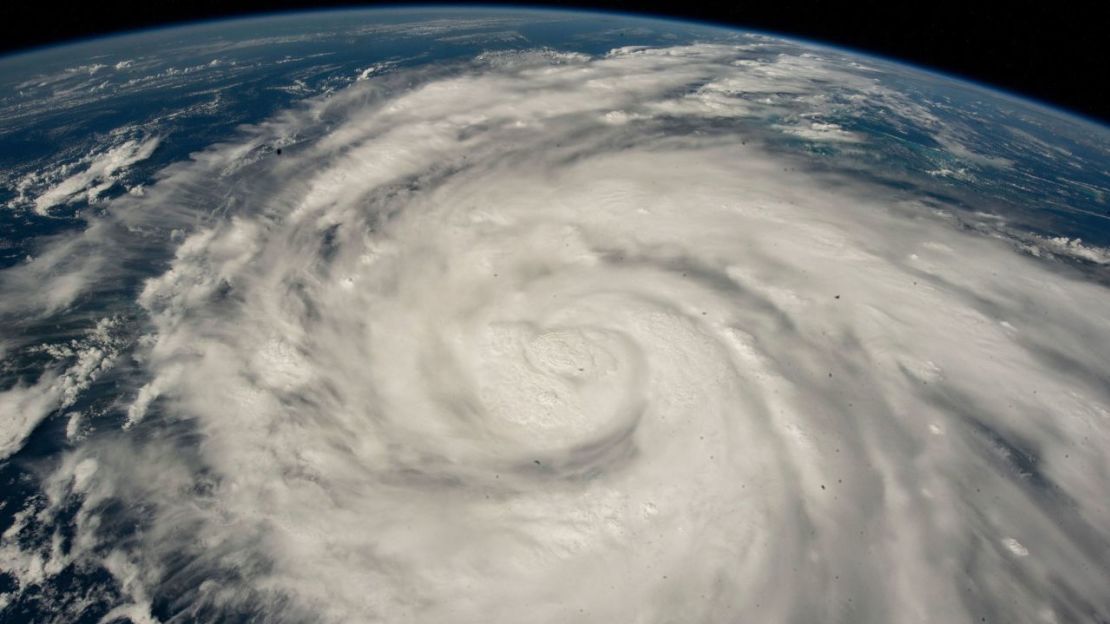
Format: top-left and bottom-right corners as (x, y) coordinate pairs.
(6, 135), (160, 215)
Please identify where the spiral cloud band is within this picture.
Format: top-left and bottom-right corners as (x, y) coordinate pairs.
(3, 41), (1110, 623)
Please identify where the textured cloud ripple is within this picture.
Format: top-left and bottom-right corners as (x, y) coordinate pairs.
(2, 41), (1110, 623)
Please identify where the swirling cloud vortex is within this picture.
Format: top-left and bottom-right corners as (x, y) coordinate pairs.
(8, 43), (1110, 623)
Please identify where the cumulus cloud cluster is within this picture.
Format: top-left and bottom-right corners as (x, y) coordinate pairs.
(2, 42), (1110, 623)
(5, 135), (160, 215)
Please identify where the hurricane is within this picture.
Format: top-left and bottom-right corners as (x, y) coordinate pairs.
(2, 12), (1110, 624)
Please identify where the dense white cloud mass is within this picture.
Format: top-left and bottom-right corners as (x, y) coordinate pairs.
(2, 41), (1110, 623)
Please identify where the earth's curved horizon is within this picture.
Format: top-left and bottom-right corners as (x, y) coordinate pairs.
(1, 7), (1109, 624)
(9, 5), (1108, 130)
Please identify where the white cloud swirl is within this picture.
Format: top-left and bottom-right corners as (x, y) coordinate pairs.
(4, 42), (1110, 623)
